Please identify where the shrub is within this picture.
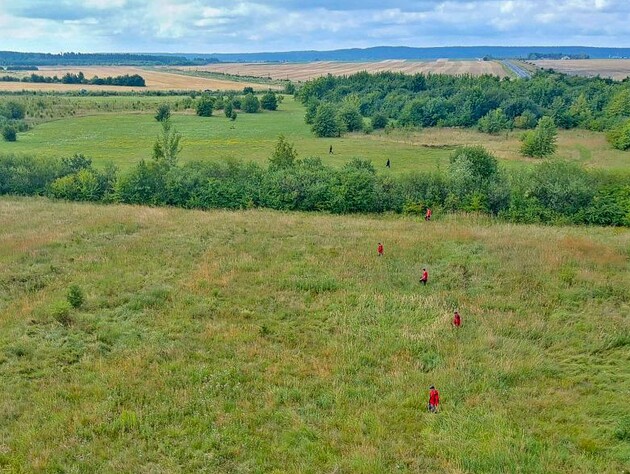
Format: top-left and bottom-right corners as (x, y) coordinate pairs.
(312, 103), (341, 137)
(337, 104), (363, 132)
(260, 92), (278, 111)
(50, 300), (72, 326)
(371, 112), (388, 129)
(196, 95), (214, 117)
(2, 126), (16, 142)
(607, 119), (630, 150)
(67, 284), (85, 308)
(155, 103), (171, 122)
(242, 94), (261, 113)
(224, 102), (233, 118)
(477, 108), (512, 134)
(521, 116), (558, 158)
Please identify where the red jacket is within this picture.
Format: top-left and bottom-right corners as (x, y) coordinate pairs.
(429, 389), (439, 406)
(421, 271), (428, 281)
(377, 244), (384, 254)
(453, 313), (461, 327)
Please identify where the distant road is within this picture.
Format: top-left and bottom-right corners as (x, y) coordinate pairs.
(501, 60), (531, 79)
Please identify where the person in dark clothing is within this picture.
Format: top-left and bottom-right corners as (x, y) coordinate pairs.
(386, 158), (391, 168)
(428, 386), (440, 413)
(329, 145), (333, 154)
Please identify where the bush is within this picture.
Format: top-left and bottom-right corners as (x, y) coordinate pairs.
(67, 284), (85, 308)
(2, 126), (16, 142)
(260, 92), (278, 111)
(0, 101), (25, 120)
(242, 94), (261, 113)
(521, 116), (558, 157)
(337, 104), (363, 132)
(224, 102), (233, 118)
(50, 300), (72, 326)
(477, 108), (512, 134)
(196, 95), (214, 117)
(371, 112), (388, 129)
(155, 103), (171, 122)
(607, 119), (630, 150)
(312, 103), (341, 137)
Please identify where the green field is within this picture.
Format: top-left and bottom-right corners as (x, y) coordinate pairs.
(4, 96), (629, 174)
(1, 197), (628, 472)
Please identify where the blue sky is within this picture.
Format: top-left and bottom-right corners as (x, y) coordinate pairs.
(0, 0), (628, 53)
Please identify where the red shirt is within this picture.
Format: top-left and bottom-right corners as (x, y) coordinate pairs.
(429, 389), (439, 406)
(421, 271), (428, 281)
(426, 209), (432, 218)
(377, 244), (384, 254)
(453, 313), (461, 327)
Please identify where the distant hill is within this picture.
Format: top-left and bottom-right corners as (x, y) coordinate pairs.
(3, 47), (630, 67)
(0, 52), (202, 67)
(189, 46), (630, 62)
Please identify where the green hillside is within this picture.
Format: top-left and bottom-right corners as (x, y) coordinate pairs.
(0, 197), (628, 472)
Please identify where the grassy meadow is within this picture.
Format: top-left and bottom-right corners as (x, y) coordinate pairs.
(0, 196), (628, 472)
(4, 95), (629, 174)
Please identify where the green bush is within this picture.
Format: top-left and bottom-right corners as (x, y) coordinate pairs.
(2, 126), (16, 142)
(260, 92), (278, 111)
(312, 103), (341, 137)
(195, 95), (214, 117)
(67, 284), (85, 308)
(607, 119), (630, 150)
(155, 103), (171, 122)
(521, 116), (558, 157)
(50, 300), (73, 326)
(242, 94), (260, 113)
(371, 112), (388, 129)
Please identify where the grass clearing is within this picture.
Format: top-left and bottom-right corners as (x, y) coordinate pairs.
(0, 196), (628, 472)
(4, 96), (628, 174)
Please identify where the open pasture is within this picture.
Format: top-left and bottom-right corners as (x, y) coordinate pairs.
(0, 197), (628, 472)
(0, 66), (273, 92)
(533, 59), (630, 80)
(6, 96), (628, 173)
(176, 60), (508, 82)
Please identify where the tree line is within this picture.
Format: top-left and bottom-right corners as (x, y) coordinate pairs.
(0, 72), (146, 87)
(1, 135), (628, 227)
(296, 70), (630, 151)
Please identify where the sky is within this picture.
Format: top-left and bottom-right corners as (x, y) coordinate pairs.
(0, 0), (629, 53)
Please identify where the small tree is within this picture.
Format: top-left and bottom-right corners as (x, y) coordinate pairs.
(224, 102), (234, 119)
(312, 104), (341, 137)
(2, 126), (17, 142)
(153, 119), (182, 166)
(260, 92), (278, 111)
(196, 95), (214, 117)
(243, 86), (254, 94)
(607, 119), (630, 150)
(338, 104), (363, 132)
(520, 116), (558, 158)
(284, 82), (296, 95)
(371, 112), (388, 129)
(243, 94), (260, 113)
(155, 103), (171, 122)
(269, 135), (297, 169)
(477, 108), (511, 134)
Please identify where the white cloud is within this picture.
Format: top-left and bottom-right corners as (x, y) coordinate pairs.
(0, 0), (629, 52)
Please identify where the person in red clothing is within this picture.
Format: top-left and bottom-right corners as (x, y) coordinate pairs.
(453, 311), (461, 327)
(377, 242), (384, 256)
(428, 385), (440, 413)
(420, 268), (428, 285)
(425, 208), (432, 221)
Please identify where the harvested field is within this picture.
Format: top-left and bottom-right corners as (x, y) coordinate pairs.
(533, 59), (630, 80)
(177, 60), (508, 81)
(0, 66), (272, 91)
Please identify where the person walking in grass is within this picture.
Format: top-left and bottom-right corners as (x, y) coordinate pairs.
(453, 311), (461, 327)
(428, 385), (440, 413)
(329, 145), (333, 154)
(377, 242), (384, 257)
(420, 268), (428, 286)
(386, 158), (391, 168)
(425, 207), (432, 221)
